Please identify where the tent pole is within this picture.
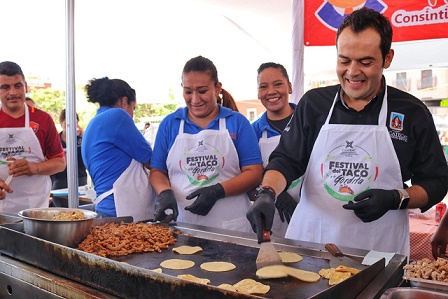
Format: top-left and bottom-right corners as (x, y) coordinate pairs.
(291, 0), (305, 104)
(65, 0), (79, 208)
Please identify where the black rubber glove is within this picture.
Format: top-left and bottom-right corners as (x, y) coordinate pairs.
(342, 189), (401, 223)
(154, 189), (179, 223)
(246, 188), (276, 243)
(185, 183), (225, 216)
(275, 191), (298, 223)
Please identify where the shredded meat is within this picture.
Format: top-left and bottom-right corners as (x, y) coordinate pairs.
(52, 210), (87, 220)
(77, 222), (177, 257)
(404, 258), (448, 282)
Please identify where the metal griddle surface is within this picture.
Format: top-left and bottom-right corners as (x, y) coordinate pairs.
(0, 221), (405, 299)
(110, 231), (332, 299)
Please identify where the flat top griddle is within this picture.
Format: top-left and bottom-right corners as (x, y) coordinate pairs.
(0, 220), (407, 299)
(110, 232), (331, 299)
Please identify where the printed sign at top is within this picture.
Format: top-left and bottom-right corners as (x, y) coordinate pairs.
(303, 0), (448, 46)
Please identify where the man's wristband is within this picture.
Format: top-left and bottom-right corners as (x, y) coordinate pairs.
(257, 186), (276, 199)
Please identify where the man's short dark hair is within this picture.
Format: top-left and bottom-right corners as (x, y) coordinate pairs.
(0, 61), (25, 80)
(336, 7), (393, 62)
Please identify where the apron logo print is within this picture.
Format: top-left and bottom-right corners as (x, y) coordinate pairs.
(339, 185), (354, 195)
(0, 135), (30, 162)
(321, 141), (378, 202)
(390, 112), (404, 131)
(179, 140), (224, 187)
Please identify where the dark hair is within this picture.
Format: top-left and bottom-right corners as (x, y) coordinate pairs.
(182, 56), (239, 112)
(84, 77), (136, 107)
(59, 108), (79, 123)
(182, 56), (219, 85)
(218, 89), (239, 112)
(336, 7), (392, 62)
(257, 62), (290, 82)
(0, 61), (25, 80)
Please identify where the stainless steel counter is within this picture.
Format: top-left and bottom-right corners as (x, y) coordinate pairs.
(0, 254), (119, 298)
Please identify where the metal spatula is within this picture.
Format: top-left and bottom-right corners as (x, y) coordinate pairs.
(325, 243), (367, 270)
(256, 229), (283, 270)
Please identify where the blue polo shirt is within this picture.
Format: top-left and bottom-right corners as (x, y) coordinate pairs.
(82, 106), (152, 216)
(151, 105), (262, 171)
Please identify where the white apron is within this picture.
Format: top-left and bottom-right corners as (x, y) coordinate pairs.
(259, 130), (302, 237)
(0, 105), (51, 213)
(167, 118), (251, 232)
(285, 88), (410, 256)
(94, 159), (154, 222)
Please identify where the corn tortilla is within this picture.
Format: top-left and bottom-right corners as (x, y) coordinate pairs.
(329, 271), (351, 285)
(200, 261), (236, 272)
(160, 259), (195, 270)
(177, 274), (210, 285)
(278, 251), (303, 263)
(256, 265), (288, 279)
(335, 265), (360, 275)
(318, 268), (335, 279)
(282, 266), (320, 282)
(172, 245), (203, 255)
(217, 284), (238, 292)
(233, 279), (270, 295)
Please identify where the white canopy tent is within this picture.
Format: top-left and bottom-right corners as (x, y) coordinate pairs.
(1, 0), (446, 207)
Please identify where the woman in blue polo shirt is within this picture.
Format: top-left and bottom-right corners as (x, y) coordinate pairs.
(150, 56), (263, 232)
(251, 62), (300, 238)
(81, 77), (153, 221)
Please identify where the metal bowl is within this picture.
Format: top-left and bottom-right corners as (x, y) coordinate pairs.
(18, 208), (97, 247)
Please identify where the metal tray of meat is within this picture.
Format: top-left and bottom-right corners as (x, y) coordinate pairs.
(403, 276), (448, 293)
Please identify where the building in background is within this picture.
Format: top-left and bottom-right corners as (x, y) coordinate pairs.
(235, 99), (266, 122)
(27, 74), (52, 90)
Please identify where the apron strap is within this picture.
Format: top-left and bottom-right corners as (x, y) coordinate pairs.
(219, 117), (226, 130)
(179, 120), (185, 134)
(325, 87), (389, 125)
(94, 189), (113, 205)
(261, 130), (268, 139)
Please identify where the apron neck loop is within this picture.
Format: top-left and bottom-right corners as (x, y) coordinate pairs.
(24, 104), (30, 127)
(325, 86), (389, 125)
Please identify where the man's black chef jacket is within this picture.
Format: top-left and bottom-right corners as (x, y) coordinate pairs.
(267, 80), (448, 211)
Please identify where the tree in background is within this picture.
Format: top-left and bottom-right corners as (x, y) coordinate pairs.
(28, 88), (97, 129)
(134, 88), (178, 123)
(28, 88), (65, 121)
